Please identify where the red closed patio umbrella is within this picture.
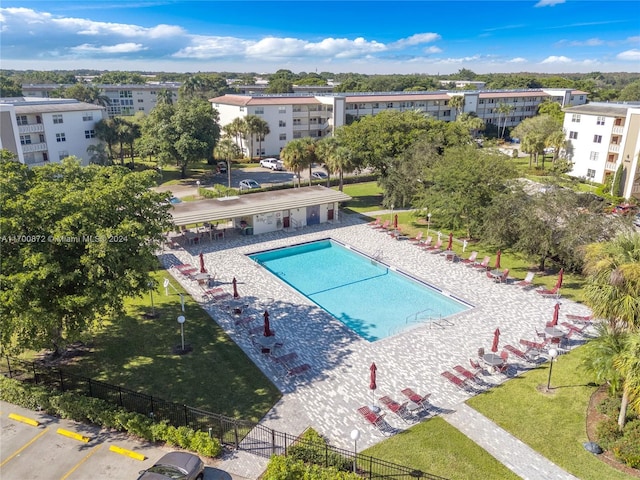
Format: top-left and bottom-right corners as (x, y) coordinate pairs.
(550, 302), (560, 327)
(491, 328), (501, 353)
(369, 362), (377, 408)
(393, 214), (398, 229)
(232, 277), (239, 298)
(446, 232), (453, 251)
(263, 310), (272, 337)
(555, 268), (564, 290)
(199, 252), (207, 273)
(495, 250), (501, 269)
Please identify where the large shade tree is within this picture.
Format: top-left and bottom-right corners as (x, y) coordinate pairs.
(0, 158), (173, 356)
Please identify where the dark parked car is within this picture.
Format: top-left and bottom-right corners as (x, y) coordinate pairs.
(137, 452), (204, 480)
(311, 171), (328, 179)
(217, 161), (227, 174)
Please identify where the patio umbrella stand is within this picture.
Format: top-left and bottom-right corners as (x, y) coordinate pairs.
(369, 363), (380, 412)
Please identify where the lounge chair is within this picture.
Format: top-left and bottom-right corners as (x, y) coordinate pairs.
(425, 238), (442, 252)
(357, 406), (392, 436)
(503, 344), (538, 365)
(494, 268), (510, 283)
(441, 371), (475, 393)
(536, 285), (560, 298)
(419, 236), (433, 248)
(400, 388), (432, 413)
(379, 396), (414, 423)
(516, 272), (535, 288)
(560, 321), (591, 338)
(453, 365), (488, 388)
(494, 353), (511, 376)
(286, 363), (311, 377)
(565, 314), (594, 323)
(373, 219), (390, 231)
(519, 338), (549, 356)
(270, 351), (298, 368)
(409, 231), (423, 243)
(460, 251), (478, 264)
(471, 256), (491, 270)
(368, 217), (381, 227)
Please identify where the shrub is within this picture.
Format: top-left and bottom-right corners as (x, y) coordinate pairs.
(596, 395), (621, 417)
(286, 428), (352, 472)
(595, 418), (623, 449)
(0, 377), (221, 458)
(263, 455), (361, 480)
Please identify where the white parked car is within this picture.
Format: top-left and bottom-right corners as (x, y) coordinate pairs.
(311, 171), (328, 179)
(259, 158), (284, 170)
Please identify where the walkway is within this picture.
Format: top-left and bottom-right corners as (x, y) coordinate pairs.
(160, 211), (590, 479)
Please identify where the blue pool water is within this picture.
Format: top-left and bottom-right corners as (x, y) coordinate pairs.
(250, 239), (469, 341)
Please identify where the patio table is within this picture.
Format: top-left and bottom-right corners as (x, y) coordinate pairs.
(483, 353), (504, 366)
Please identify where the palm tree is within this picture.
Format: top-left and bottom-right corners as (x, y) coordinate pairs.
(254, 118), (270, 159)
(582, 233), (640, 332)
(456, 112), (485, 138)
(449, 95), (464, 118)
(243, 115), (263, 161)
(94, 118), (119, 163)
(300, 137), (318, 186)
(157, 89), (174, 105)
(496, 103), (515, 139)
(280, 139), (306, 187)
(214, 137), (240, 188)
(180, 76), (203, 99)
(545, 130), (566, 164)
(613, 332), (640, 429)
(224, 117), (247, 158)
(316, 136), (356, 191)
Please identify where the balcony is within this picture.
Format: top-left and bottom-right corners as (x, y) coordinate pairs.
(612, 126), (624, 135)
(609, 144), (620, 153)
(605, 161), (618, 172)
(18, 123), (45, 134)
(292, 124), (309, 131)
(22, 142), (48, 153)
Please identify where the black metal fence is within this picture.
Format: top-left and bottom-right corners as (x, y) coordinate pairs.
(1, 356), (446, 479)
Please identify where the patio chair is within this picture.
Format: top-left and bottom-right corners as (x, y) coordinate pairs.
(368, 217), (381, 227)
(441, 371), (475, 393)
(471, 256), (491, 270)
(561, 321), (591, 338)
(424, 238), (442, 252)
(495, 268), (510, 284)
(286, 363), (311, 377)
(379, 396), (414, 423)
(357, 407), (392, 436)
(519, 338), (549, 356)
(400, 388), (432, 413)
(419, 236), (433, 248)
(469, 358), (484, 373)
(565, 314), (594, 323)
(516, 271), (535, 288)
(477, 347), (485, 359)
(270, 351), (299, 369)
(460, 251), (478, 264)
(494, 351), (512, 376)
(373, 220), (390, 231)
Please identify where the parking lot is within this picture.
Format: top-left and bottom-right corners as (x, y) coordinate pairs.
(0, 401), (235, 479)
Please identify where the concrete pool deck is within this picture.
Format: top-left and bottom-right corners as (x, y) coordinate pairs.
(160, 212), (587, 480)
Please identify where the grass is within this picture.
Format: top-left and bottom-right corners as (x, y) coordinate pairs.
(467, 347), (634, 480)
(60, 270), (281, 421)
(363, 417), (520, 480)
(339, 182), (384, 213)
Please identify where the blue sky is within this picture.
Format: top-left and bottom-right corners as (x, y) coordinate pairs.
(1, 1), (639, 75)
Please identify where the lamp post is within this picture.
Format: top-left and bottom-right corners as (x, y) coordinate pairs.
(547, 348), (558, 391)
(427, 212), (432, 238)
(177, 315), (186, 351)
(350, 429), (360, 473)
(390, 204), (394, 228)
(196, 180), (201, 198)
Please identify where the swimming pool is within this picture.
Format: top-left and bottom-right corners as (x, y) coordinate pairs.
(249, 239), (470, 341)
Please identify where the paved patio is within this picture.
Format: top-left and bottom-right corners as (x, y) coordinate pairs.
(160, 212), (589, 480)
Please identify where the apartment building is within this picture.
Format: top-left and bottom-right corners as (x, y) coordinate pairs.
(210, 88), (587, 157)
(0, 97), (106, 167)
(563, 102), (640, 200)
(21, 83), (181, 117)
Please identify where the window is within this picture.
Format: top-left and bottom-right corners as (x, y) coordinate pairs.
(119, 90), (133, 98)
(442, 110), (450, 116)
(596, 116), (605, 125)
(42, 152), (48, 162)
(82, 113), (94, 121)
(569, 131), (578, 139)
(593, 135), (602, 143)
(85, 129), (96, 139)
(571, 114), (581, 123)
(279, 133), (286, 141)
(137, 99), (144, 103)
(254, 107), (264, 114)
(56, 133), (66, 142)
(16, 115), (28, 125)
(293, 118), (301, 125)
(39, 134), (45, 143)
(587, 169), (596, 179)
(479, 99), (485, 104)
(293, 131), (302, 139)
(372, 103), (379, 109)
(20, 135), (32, 145)
(278, 106), (286, 114)
(589, 151), (599, 161)
(279, 120), (286, 127)
(58, 151), (69, 161)
(293, 106), (302, 112)
(387, 102), (393, 108)
(239, 107), (244, 112)
(53, 114), (63, 124)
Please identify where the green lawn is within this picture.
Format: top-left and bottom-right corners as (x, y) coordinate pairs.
(467, 347), (634, 480)
(363, 417), (520, 480)
(340, 182), (384, 213)
(61, 270), (281, 422)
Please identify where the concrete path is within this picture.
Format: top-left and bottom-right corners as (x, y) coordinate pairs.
(160, 211), (592, 479)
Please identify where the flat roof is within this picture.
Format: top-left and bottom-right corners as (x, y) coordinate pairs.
(170, 185), (352, 226)
(563, 103), (632, 117)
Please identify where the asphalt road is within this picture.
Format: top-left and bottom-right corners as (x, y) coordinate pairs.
(0, 400), (235, 480)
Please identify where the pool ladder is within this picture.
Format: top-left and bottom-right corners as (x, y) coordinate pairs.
(372, 248), (383, 262)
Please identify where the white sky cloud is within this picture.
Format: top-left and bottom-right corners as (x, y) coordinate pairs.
(617, 49), (640, 61)
(509, 57), (527, 63)
(390, 33), (441, 49)
(541, 55), (572, 64)
(71, 43), (146, 54)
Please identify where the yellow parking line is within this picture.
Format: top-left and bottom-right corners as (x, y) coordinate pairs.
(60, 444), (103, 480)
(0, 427), (49, 467)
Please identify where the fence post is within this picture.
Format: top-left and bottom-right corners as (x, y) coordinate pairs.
(118, 386), (123, 407)
(59, 370), (64, 391)
(325, 443), (329, 467)
(88, 379), (93, 397)
(32, 362), (37, 382)
(184, 405), (189, 426)
(6, 356), (12, 378)
(234, 423), (239, 449)
(271, 429), (276, 456)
